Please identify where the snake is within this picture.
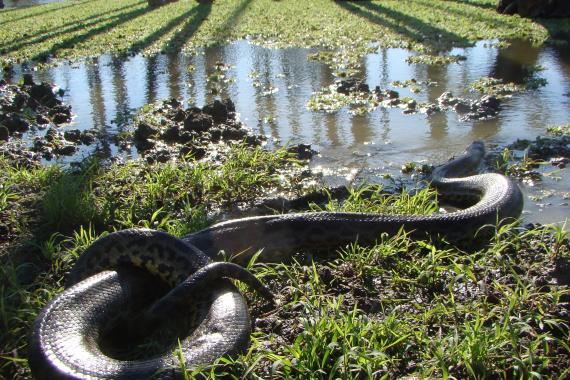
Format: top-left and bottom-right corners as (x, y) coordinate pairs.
(28, 141), (523, 379)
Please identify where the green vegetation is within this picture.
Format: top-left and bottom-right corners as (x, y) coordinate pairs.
(307, 44), (377, 78)
(391, 79), (434, 93)
(1, 147), (569, 378)
(187, 187), (570, 379)
(0, 144), (304, 378)
(491, 126), (570, 184)
(493, 146), (544, 183)
(306, 84), (378, 115)
(547, 123), (570, 136)
(469, 74), (547, 97)
(1, 0), (565, 65)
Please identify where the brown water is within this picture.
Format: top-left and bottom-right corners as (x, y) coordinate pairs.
(2, 39), (569, 226)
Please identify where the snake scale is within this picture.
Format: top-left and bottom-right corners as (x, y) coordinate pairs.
(28, 141), (523, 379)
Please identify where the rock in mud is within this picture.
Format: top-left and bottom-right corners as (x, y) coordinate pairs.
(132, 97), (266, 162)
(48, 104), (72, 125)
(0, 125), (9, 141)
(336, 78), (370, 95)
(184, 108), (214, 132)
(202, 98), (235, 123)
(287, 144), (317, 160)
(3, 113), (29, 133)
(36, 114), (50, 125)
(435, 92), (501, 121)
(32, 127), (77, 158)
(0, 76), (74, 152)
(0, 142), (40, 167)
(438, 92), (458, 107)
(373, 87), (399, 101)
(63, 129), (82, 143)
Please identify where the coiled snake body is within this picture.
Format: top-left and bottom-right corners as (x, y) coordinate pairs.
(29, 141), (523, 379)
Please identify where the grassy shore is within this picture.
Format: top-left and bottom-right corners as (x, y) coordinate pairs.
(1, 0), (568, 65)
(1, 0), (570, 378)
(0, 144), (305, 378)
(1, 143), (569, 378)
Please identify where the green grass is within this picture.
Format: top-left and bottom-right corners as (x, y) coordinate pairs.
(1, 146), (569, 378)
(1, 0), (565, 65)
(0, 144), (303, 378)
(547, 123), (570, 137)
(1, 2), (569, 377)
(188, 221), (570, 378)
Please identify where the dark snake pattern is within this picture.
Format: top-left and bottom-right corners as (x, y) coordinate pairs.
(28, 141), (523, 379)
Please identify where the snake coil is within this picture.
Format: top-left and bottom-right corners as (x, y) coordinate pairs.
(29, 141), (523, 379)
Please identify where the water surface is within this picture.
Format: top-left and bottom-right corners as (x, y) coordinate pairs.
(2, 39), (569, 226)
(2, 0), (65, 8)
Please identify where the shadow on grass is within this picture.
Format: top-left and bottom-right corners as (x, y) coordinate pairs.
(0, 1), (145, 53)
(536, 18), (570, 40)
(31, 3), (154, 60)
(0, 0), (92, 25)
(335, 0), (470, 50)
(130, 2), (212, 53)
(421, 0), (514, 31)
(443, 0), (497, 11)
(444, 0), (570, 41)
(209, 0), (253, 46)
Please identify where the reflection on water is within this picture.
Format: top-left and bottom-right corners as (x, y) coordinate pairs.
(2, 40), (569, 225)
(2, 0), (64, 8)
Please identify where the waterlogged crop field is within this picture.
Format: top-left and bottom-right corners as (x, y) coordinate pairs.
(1, 0), (570, 379)
(1, 0), (567, 65)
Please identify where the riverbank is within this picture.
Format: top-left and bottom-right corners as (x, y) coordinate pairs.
(1, 141), (569, 378)
(1, 0), (569, 378)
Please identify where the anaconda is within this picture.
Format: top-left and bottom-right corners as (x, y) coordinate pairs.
(28, 141), (523, 379)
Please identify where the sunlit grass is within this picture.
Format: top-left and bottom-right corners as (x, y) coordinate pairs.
(0, 0), (561, 65)
(187, 188), (569, 379)
(0, 143), (302, 378)
(184, 222), (569, 378)
(2, 144), (569, 378)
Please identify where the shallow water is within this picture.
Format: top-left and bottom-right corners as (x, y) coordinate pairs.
(1, 0), (64, 8)
(2, 39), (569, 226)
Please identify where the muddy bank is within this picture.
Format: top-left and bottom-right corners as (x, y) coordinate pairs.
(0, 75), (71, 138)
(489, 130), (570, 183)
(0, 75), (101, 160)
(130, 97), (266, 163)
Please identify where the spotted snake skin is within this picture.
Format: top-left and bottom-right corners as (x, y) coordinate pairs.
(28, 141), (523, 379)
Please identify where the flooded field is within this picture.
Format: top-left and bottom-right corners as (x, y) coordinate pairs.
(2, 39), (569, 226)
(1, 0), (65, 8)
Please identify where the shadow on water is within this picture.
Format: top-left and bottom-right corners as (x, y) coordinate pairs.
(334, 0), (470, 51)
(74, 59), (113, 160)
(490, 40), (541, 84)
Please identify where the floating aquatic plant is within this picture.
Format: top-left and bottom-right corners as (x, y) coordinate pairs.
(406, 54), (466, 65)
(306, 84), (378, 114)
